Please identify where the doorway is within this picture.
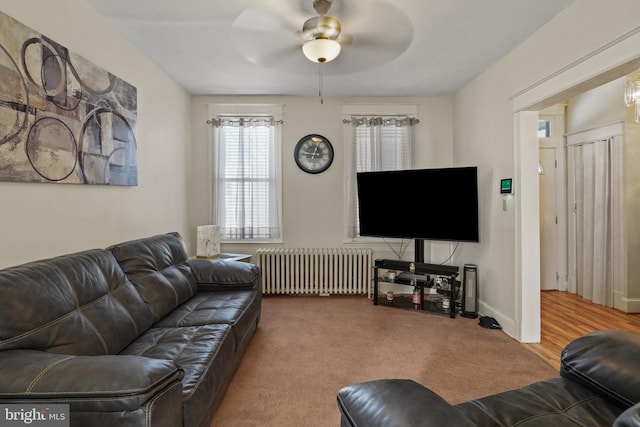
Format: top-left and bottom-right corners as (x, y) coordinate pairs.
(565, 124), (625, 308)
(538, 106), (625, 313)
(512, 27), (640, 342)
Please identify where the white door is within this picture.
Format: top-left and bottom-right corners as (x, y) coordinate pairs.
(539, 147), (558, 290)
(566, 124), (625, 309)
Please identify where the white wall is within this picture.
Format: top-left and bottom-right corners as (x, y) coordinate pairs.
(454, 0), (640, 339)
(566, 77), (626, 131)
(0, 1), (192, 268)
(189, 95), (454, 260)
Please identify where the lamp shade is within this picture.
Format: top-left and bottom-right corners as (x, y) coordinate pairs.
(196, 225), (220, 259)
(302, 38), (341, 63)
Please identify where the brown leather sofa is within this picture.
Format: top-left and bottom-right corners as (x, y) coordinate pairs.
(337, 329), (640, 427)
(0, 232), (261, 427)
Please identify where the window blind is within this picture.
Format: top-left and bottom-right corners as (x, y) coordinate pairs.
(214, 116), (280, 241)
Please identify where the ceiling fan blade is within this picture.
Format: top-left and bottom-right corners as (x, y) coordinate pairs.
(327, 0), (359, 23)
(337, 33), (352, 46)
(233, 31), (303, 68)
(231, 7), (307, 69)
(325, 0), (413, 74)
(232, 7), (299, 34)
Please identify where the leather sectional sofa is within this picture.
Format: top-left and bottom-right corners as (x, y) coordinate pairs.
(337, 329), (640, 426)
(0, 232), (261, 427)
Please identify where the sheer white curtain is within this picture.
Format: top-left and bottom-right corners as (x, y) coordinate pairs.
(212, 116), (281, 241)
(574, 138), (613, 306)
(345, 115), (417, 238)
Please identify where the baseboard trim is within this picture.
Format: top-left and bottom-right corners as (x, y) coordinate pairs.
(478, 301), (519, 342)
(616, 295), (640, 314)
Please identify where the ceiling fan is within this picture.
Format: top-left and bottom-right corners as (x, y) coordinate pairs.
(300, 0), (343, 63)
(230, 0), (414, 76)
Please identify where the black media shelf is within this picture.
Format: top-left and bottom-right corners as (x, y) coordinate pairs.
(373, 259), (460, 318)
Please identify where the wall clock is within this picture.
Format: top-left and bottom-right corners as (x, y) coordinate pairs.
(294, 134), (334, 174)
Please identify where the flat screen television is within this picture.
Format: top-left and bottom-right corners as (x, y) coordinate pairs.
(356, 167), (479, 250)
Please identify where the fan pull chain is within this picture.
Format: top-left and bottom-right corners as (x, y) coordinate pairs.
(319, 61), (324, 104)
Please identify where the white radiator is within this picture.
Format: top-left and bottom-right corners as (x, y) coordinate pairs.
(256, 248), (372, 296)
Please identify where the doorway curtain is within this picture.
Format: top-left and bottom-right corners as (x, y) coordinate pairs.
(573, 138), (613, 306)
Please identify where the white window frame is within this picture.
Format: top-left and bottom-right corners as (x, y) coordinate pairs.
(207, 104), (284, 244)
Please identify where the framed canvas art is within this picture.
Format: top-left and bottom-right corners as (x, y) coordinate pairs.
(0, 11), (138, 186)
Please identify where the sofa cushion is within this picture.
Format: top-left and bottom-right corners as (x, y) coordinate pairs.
(120, 324), (236, 427)
(187, 258), (261, 291)
(154, 290), (258, 327)
(155, 290), (261, 355)
(0, 249), (155, 355)
(455, 377), (623, 427)
(561, 329), (640, 408)
(109, 232), (197, 322)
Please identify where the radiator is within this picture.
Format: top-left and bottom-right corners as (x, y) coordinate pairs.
(256, 248), (372, 296)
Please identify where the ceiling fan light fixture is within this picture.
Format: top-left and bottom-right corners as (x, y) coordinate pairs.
(302, 38), (341, 63)
(302, 16), (342, 41)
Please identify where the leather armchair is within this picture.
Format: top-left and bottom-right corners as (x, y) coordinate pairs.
(338, 330), (640, 427)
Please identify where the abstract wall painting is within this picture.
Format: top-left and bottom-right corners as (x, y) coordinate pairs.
(0, 11), (138, 186)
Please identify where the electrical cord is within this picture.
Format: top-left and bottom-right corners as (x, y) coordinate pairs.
(384, 239), (459, 265)
(438, 241), (460, 265)
(384, 238), (410, 260)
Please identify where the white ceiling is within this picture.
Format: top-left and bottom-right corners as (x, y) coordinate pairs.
(84, 0), (575, 97)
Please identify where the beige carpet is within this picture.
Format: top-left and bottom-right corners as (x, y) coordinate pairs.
(210, 296), (557, 426)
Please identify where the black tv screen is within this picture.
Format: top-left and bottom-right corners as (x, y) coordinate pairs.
(356, 167), (479, 242)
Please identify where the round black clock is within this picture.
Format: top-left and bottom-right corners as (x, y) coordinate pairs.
(294, 134), (334, 174)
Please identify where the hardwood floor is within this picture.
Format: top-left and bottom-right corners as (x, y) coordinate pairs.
(524, 290), (640, 370)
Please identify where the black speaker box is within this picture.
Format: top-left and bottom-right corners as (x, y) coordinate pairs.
(461, 264), (478, 318)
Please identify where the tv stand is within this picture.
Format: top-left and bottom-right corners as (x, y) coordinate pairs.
(373, 259), (459, 318)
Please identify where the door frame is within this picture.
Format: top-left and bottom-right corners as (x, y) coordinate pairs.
(538, 107), (567, 292)
(511, 27), (640, 343)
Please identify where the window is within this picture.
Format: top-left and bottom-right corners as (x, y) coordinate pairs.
(343, 107), (418, 239)
(353, 116), (414, 173)
(538, 119), (551, 138)
(209, 105), (283, 243)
